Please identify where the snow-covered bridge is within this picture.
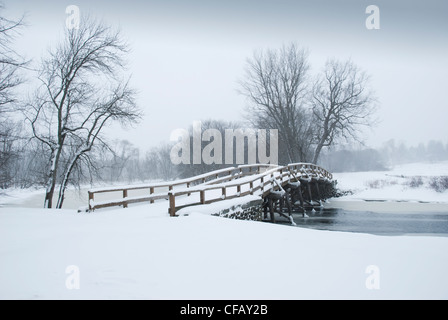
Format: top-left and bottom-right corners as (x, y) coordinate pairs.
(87, 163), (334, 221)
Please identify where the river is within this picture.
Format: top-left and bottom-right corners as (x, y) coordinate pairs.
(280, 200), (448, 237)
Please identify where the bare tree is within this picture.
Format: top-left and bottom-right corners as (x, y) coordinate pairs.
(0, 5), (26, 110)
(0, 121), (16, 187)
(156, 143), (177, 181)
(174, 119), (243, 178)
(24, 17), (141, 208)
(143, 143), (178, 181)
(144, 147), (160, 180)
(103, 139), (140, 183)
(311, 59), (377, 164)
(0, 5), (27, 189)
(239, 43), (314, 164)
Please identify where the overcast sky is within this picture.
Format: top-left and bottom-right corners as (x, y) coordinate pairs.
(5, 0), (448, 151)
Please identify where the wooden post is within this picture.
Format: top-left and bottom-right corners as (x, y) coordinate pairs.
(88, 191), (94, 211)
(237, 185), (241, 196)
(222, 187), (226, 199)
(200, 190), (205, 204)
(269, 199), (275, 223)
(285, 192), (292, 215)
(315, 181), (321, 204)
(263, 198), (268, 220)
(150, 187), (154, 204)
(123, 189), (128, 208)
(260, 176), (264, 193)
(187, 182), (191, 196)
(169, 192), (176, 216)
(298, 185), (305, 214)
(307, 182), (313, 203)
(250, 182), (253, 195)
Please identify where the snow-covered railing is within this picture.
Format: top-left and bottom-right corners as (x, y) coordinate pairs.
(287, 163), (333, 181)
(167, 166), (288, 215)
(86, 163), (332, 215)
(167, 163), (332, 216)
(87, 164), (274, 211)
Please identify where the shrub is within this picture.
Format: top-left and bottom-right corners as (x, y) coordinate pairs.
(429, 176), (448, 193)
(407, 176), (424, 188)
(366, 179), (388, 189)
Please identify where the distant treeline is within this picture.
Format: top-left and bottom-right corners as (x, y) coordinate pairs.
(320, 139), (448, 173)
(6, 134), (448, 191)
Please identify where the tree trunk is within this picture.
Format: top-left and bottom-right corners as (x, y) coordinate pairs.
(56, 153), (82, 209)
(313, 142), (324, 164)
(312, 115), (332, 164)
(44, 183), (54, 208)
(56, 172), (68, 209)
(44, 148), (62, 208)
(56, 180), (67, 209)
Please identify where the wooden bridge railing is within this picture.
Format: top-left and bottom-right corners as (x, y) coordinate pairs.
(87, 163), (332, 215)
(167, 163), (332, 216)
(87, 164), (275, 211)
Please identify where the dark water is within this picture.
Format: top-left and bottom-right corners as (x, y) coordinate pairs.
(278, 208), (448, 236)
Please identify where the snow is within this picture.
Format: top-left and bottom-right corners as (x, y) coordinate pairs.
(1, 203), (448, 299)
(1, 161), (448, 299)
(333, 161), (448, 203)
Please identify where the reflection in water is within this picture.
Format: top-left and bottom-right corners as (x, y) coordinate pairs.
(276, 208), (448, 236)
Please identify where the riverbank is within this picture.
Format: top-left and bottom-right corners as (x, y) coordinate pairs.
(333, 161), (448, 204)
(327, 199), (448, 213)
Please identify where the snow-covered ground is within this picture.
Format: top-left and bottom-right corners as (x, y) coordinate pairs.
(1, 161), (448, 300)
(333, 161), (448, 203)
(1, 204), (448, 300)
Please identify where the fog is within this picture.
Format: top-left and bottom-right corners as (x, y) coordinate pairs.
(5, 0), (448, 151)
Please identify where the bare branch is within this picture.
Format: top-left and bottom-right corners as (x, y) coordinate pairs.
(239, 43), (313, 164)
(25, 16), (141, 208)
(311, 59), (377, 163)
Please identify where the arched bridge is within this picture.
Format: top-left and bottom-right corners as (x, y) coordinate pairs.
(87, 163), (334, 221)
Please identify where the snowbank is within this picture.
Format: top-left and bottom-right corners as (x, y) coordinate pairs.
(1, 204), (448, 300)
